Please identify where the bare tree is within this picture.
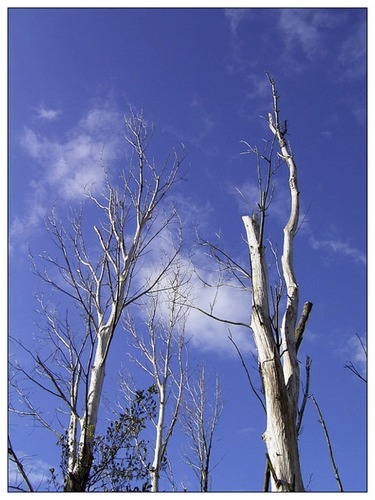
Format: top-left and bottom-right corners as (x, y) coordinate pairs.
(9, 110), (185, 492)
(190, 76), (312, 491)
(123, 260), (190, 491)
(180, 364), (223, 491)
(241, 74), (312, 491)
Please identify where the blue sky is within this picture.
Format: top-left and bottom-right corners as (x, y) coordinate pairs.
(7, 5), (367, 493)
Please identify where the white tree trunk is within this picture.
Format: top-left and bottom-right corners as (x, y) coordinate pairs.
(127, 263), (188, 492)
(241, 76), (307, 491)
(150, 382), (166, 492)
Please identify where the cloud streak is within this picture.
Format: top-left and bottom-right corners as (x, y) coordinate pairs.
(11, 102), (124, 248)
(277, 9), (327, 62)
(309, 234), (366, 265)
(224, 8), (250, 38)
(8, 453), (57, 491)
(35, 105), (62, 121)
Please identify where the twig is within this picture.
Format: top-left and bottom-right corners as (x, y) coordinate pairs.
(228, 333), (266, 414)
(8, 437), (34, 492)
(344, 334), (367, 383)
(344, 362), (367, 383)
(296, 356), (312, 435)
(310, 395), (344, 492)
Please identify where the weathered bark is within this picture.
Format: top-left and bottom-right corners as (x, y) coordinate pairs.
(242, 76), (309, 491)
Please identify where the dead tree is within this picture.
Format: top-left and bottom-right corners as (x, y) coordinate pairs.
(9, 110), (185, 492)
(180, 365), (223, 492)
(123, 260), (190, 491)
(242, 74), (312, 491)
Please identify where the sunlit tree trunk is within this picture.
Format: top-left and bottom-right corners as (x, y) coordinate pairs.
(242, 75), (311, 491)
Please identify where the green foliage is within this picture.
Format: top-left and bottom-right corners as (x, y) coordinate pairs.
(59, 385), (158, 492)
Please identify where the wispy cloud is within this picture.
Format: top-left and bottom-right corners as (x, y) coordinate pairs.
(133, 241), (253, 355)
(21, 128), (107, 200)
(335, 18), (366, 82)
(223, 9), (269, 104)
(233, 177), (366, 267)
(9, 179), (49, 253)
(11, 102), (124, 247)
(8, 452), (57, 491)
(224, 9), (249, 38)
(277, 9), (326, 62)
(35, 104), (62, 121)
(189, 93), (216, 146)
(276, 9), (366, 82)
(309, 234), (366, 265)
(345, 334), (366, 368)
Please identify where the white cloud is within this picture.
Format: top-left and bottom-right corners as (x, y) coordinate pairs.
(277, 9), (322, 61)
(224, 9), (249, 38)
(342, 334), (367, 381)
(276, 9), (366, 83)
(309, 234), (366, 265)
(189, 94), (216, 146)
(8, 453), (56, 491)
(12, 103), (124, 247)
(36, 105), (62, 121)
(349, 335), (367, 367)
(336, 19), (366, 82)
(22, 106), (123, 201)
(132, 240), (254, 355)
(9, 179), (49, 253)
(186, 281), (254, 354)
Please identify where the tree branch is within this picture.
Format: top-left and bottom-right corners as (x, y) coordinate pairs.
(228, 333), (266, 414)
(310, 395), (344, 492)
(295, 302), (313, 353)
(8, 437), (34, 492)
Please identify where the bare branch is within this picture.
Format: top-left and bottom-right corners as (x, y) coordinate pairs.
(310, 395), (344, 492)
(344, 334), (367, 383)
(296, 356), (312, 435)
(180, 364), (224, 491)
(228, 333), (266, 414)
(8, 437), (34, 492)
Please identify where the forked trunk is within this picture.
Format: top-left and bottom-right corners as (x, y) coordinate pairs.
(241, 76), (309, 492)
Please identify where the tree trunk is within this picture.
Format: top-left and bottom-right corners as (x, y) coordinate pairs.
(64, 328), (112, 491)
(242, 214), (304, 491)
(150, 383), (166, 492)
(241, 76), (307, 491)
